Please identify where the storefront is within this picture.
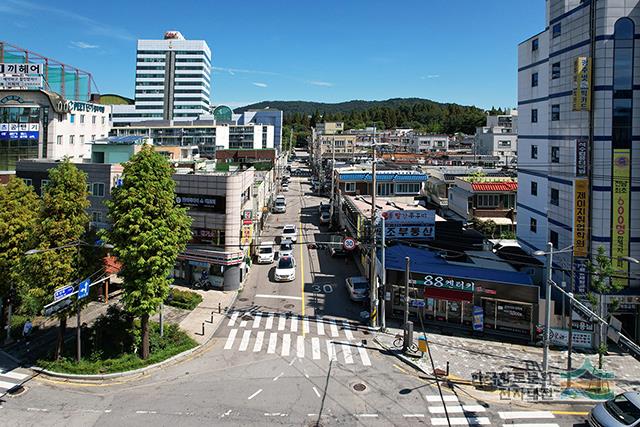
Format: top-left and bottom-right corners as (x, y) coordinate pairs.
(175, 248), (244, 290)
(384, 244), (538, 341)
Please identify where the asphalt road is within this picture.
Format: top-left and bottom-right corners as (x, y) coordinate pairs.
(0, 151), (593, 426)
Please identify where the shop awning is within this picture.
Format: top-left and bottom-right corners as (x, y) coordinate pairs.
(424, 287), (473, 302)
(477, 217), (515, 226)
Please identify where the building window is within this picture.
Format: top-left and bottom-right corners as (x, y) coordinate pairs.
(40, 179), (50, 196)
(551, 104), (560, 121)
(92, 116), (96, 124)
(345, 182), (356, 193)
(477, 194), (499, 208)
(530, 218), (537, 233)
(531, 145), (538, 159)
(531, 72), (538, 87)
(551, 146), (560, 163)
(377, 183), (393, 196)
(498, 140), (511, 147)
(92, 211), (102, 223)
(550, 188), (559, 206)
(395, 183), (421, 194)
(552, 62), (560, 79)
(70, 114), (75, 123)
(552, 23), (562, 38)
(80, 114), (85, 124)
(102, 117), (105, 125)
(531, 181), (538, 196)
(550, 230), (559, 248)
(80, 135), (85, 145)
(91, 182), (105, 197)
(531, 109), (538, 123)
(69, 135), (75, 145)
(56, 135), (62, 145)
(532, 38), (539, 52)
(22, 178), (32, 186)
(612, 18), (634, 152)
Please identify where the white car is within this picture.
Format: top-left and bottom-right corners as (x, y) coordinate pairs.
(319, 211), (331, 225)
(281, 224), (297, 243)
(275, 195), (286, 205)
(279, 240), (294, 258)
(274, 256), (296, 282)
(345, 276), (369, 302)
(273, 200), (286, 213)
(282, 182), (289, 192)
(256, 242), (275, 264)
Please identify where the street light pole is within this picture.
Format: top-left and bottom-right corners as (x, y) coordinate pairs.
(567, 257), (575, 388)
(369, 127), (378, 328)
(380, 215), (386, 331)
(330, 136), (335, 222)
(542, 241), (553, 389)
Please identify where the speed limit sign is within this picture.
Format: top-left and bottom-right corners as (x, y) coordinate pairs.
(342, 237), (356, 251)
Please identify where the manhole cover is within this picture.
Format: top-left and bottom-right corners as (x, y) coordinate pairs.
(284, 304), (295, 309)
(362, 330), (370, 335)
(353, 383), (366, 392)
(8, 385), (25, 396)
(239, 297), (248, 302)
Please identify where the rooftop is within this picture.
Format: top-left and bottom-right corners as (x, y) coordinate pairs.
(470, 182), (518, 192)
(345, 195), (445, 221)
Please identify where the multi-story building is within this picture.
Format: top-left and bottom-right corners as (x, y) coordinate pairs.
(315, 121), (344, 135)
(474, 110), (518, 167)
(235, 109), (284, 151)
(408, 133), (450, 153)
(112, 31), (211, 125)
(335, 168), (427, 198)
(517, 0), (640, 339)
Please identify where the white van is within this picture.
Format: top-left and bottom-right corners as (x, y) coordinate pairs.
(273, 198), (286, 213)
(256, 241), (275, 264)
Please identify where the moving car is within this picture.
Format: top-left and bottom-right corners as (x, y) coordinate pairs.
(282, 182), (289, 191)
(281, 224), (297, 242)
(319, 210), (331, 225)
(273, 199), (286, 213)
(256, 242), (275, 264)
(345, 276), (369, 302)
(274, 256), (296, 282)
(279, 240), (294, 258)
(589, 392), (640, 427)
(318, 202), (331, 214)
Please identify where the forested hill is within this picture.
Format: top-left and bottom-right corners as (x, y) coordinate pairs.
(236, 98), (501, 134)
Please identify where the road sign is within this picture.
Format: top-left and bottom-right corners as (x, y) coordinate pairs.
(410, 299), (426, 308)
(44, 298), (72, 317)
(77, 279), (90, 300)
(342, 236), (356, 251)
(54, 285), (74, 301)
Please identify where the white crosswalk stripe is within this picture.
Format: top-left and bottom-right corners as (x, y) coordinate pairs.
(425, 395), (459, 403)
(278, 314), (286, 331)
(224, 328), (238, 350)
(429, 405), (486, 414)
(265, 313), (274, 330)
(311, 337), (321, 360)
(267, 332), (277, 354)
(281, 334), (290, 357)
(296, 336), (305, 358)
(432, 416), (490, 425)
(290, 316), (298, 332)
(327, 340), (337, 361)
(357, 343), (371, 366)
(342, 321), (354, 340)
(252, 313), (262, 328)
(228, 312), (239, 326)
(502, 424), (560, 427)
(329, 319), (339, 337)
(302, 318), (310, 334)
(253, 331), (264, 352)
(340, 341), (354, 364)
(316, 319), (325, 335)
(239, 330), (251, 351)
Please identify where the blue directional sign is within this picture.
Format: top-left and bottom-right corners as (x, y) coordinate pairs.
(78, 279), (90, 300)
(473, 305), (484, 331)
(410, 299), (426, 308)
(54, 285), (74, 301)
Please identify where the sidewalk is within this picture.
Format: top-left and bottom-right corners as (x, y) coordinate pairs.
(375, 326), (640, 402)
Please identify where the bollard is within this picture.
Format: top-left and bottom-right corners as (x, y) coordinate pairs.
(446, 361), (450, 376)
(210, 311), (214, 323)
(201, 322), (205, 336)
(218, 302), (221, 313)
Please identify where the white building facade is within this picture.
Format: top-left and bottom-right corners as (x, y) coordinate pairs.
(475, 111), (518, 167)
(408, 133), (449, 153)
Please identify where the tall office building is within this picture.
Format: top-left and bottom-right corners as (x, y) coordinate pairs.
(517, 0), (639, 336)
(113, 31), (211, 124)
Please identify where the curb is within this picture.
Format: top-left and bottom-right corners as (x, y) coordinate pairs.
(31, 290), (239, 382)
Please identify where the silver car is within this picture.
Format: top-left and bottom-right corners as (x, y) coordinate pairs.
(345, 276), (369, 302)
(589, 392), (640, 427)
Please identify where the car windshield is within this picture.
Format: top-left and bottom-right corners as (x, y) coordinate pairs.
(276, 201), (285, 206)
(280, 243), (292, 251)
(278, 258), (294, 269)
(284, 227), (295, 234)
(259, 247), (272, 254)
(352, 279), (368, 290)
(605, 395), (640, 425)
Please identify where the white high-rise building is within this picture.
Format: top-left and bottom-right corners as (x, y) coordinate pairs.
(113, 31), (211, 125)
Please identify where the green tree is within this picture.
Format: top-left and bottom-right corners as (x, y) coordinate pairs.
(0, 177), (40, 332)
(103, 146), (192, 359)
(588, 246), (624, 369)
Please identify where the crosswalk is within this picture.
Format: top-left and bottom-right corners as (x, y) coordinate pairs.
(0, 367), (31, 395)
(421, 394), (558, 426)
(222, 310), (372, 366)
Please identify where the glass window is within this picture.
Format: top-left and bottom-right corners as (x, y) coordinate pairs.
(550, 188), (559, 206)
(92, 182), (105, 197)
(345, 182), (356, 192)
(531, 181), (537, 196)
(22, 178), (32, 186)
(532, 38), (539, 51)
(92, 211), (102, 223)
(551, 146), (560, 163)
(531, 145), (538, 159)
(551, 104), (560, 121)
(605, 394), (640, 425)
(550, 230), (559, 248)
(531, 72), (538, 87)
(70, 114), (75, 123)
(80, 115), (85, 124)
(56, 135), (62, 145)
(552, 23), (561, 38)
(531, 109), (538, 123)
(69, 135), (75, 145)
(613, 18), (635, 151)
(530, 217), (537, 233)
(552, 62), (560, 79)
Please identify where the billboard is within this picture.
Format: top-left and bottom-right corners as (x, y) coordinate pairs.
(0, 75), (42, 90)
(574, 258), (590, 294)
(381, 209), (436, 240)
(0, 63), (43, 74)
(573, 179), (589, 258)
(572, 57), (591, 111)
(611, 149), (630, 288)
(575, 137), (589, 176)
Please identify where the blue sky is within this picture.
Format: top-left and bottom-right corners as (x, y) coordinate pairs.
(1, 0), (545, 109)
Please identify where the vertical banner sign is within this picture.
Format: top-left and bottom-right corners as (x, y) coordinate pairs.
(572, 57), (591, 111)
(573, 179), (589, 258)
(241, 224), (253, 246)
(573, 258), (590, 294)
(575, 137), (589, 176)
(611, 149), (630, 288)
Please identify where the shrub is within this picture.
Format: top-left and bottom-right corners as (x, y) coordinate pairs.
(165, 288), (203, 310)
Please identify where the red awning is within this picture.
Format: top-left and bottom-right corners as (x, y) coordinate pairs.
(424, 287), (473, 302)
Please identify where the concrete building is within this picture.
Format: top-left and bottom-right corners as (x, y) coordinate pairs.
(474, 111), (518, 167)
(408, 133), (450, 153)
(516, 0), (640, 323)
(335, 168), (427, 198)
(235, 109), (283, 152)
(112, 31), (211, 125)
(315, 121), (344, 135)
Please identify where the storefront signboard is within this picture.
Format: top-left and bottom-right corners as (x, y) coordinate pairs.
(191, 228), (224, 245)
(573, 257), (589, 294)
(188, 260), (209, 268)
(411, 275), (474, 292)
(382, 209), (435, 240)
(572, 56), (591, 111)
(242, 210), (253, 221)
(549, 327), (593, 349)
(472, 306), (484, 331)
(241, 224), (253, 246)
(176, 194), (226, 212)
(410, 299), (426, 308)
(0, 75), (42, 89)
(0, 63), (43, 74)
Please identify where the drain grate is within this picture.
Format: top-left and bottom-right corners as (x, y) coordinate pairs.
(239, 297), (248, 302)
(353, 383), (366, 392)
(284, 304), (295, 309)
(8, 385), (25, 396)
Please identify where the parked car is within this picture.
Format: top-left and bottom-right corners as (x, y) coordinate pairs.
(274, 256), (296, 282)
(319, 210), (331, 225)
(279, 240), (294, 258)
(589, 392), (640, 427)
(318, 202), (331, 214)
(256, 242), (275, 264)
(281, 224), (297, 242)
(345, 276), (369, 302)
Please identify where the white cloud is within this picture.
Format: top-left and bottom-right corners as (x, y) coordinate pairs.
(308, 80), (334, 87)
(421, 74), (441, 79)
(70, 41), (99, 49)
(252, 82), (268, 88)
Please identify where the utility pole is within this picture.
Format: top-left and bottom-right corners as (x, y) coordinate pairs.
(330, 136), (335, 222)
(369, 127), (378, 329)
(380, 215), (386, 331)
(567, 257), (574, 387)
(542, 242), (553, 389)
(76, 245), (82, 362)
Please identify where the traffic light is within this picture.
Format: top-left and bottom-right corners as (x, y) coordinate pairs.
(534, 324), (545, 343)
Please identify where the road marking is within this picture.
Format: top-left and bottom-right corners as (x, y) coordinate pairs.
(342, 321), (354, 340)
(264, 413), (288, 417)
(278, 314), (286, 330)
(341, 342), (354, 364)
(357, 343), (372, 366)
(312, 386), (321, 398)
(255, 294), (302, 301)
(355, 414), (378, 418)
(329, 319), (339, 337)
(499, 411), (555, 420)
(239, 319), (248, 327)
(316, 319), (325, 335)
(429, 405), (486, 414)
(135, 410), (157, 414)
(252, 313), (262, 328)
(0, 371), (28, 380)
(265, 313), (274, 330)
(0, 380), (19, 390)
(311, 337), (321, 359)
(425, 394), (459, 402)
(501, 424), (560, 427)
(403, 414), (425, 418)
(267, 332), (277, 354)
(432, 416), (490, 425)
(27, 408), (48, 412)
(273, 372), (284, 382)
(253, 331), (264, 352)
(551, 411), (588, 416)
(247, 389), (263, 400)
(238, 330), (251, 351)
(228, 311), (239, 326)
(288, 358), (295, 366)
(303, 318), (310, 334)
(224, 329), (238, 350)
(326, 341), (336, 361)
(282, 334), (291, 357)
(290, 315), (298, 332)
(299, 217), (305, 335)
(297, 335), (305, 358)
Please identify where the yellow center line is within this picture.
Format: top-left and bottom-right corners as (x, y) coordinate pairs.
(299, 180), (305, 336)
(552, 411), (589, 416)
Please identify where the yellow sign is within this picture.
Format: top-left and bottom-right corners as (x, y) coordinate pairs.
(418, 337), (428, 353)
(572, 57), (591, 111)
(241, 224), (253, 246)
(612, 149), (630, 288)
(573, 179), (589, 258)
